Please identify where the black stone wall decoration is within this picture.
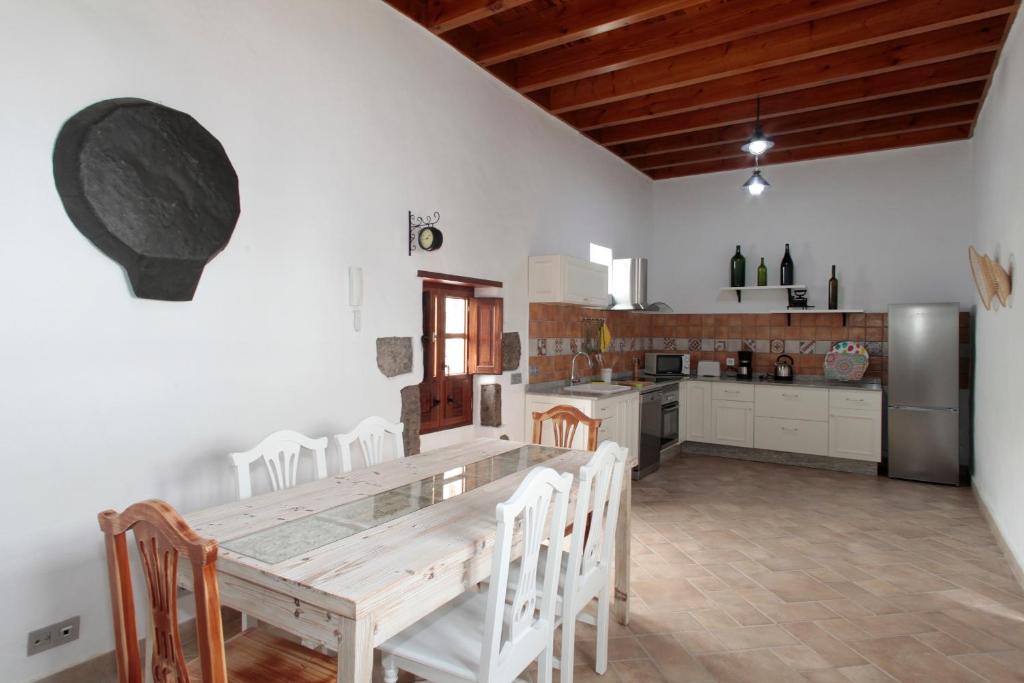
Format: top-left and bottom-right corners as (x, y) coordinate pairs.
(53, 98), (240, 301)
(502, 332), (522, 371)
(400, 385), (422, 456)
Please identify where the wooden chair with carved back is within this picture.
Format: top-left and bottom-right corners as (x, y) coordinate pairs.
(98, 499), (335, 683)
(531, 404), (602, 451)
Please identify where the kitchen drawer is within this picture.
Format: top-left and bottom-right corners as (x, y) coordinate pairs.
(595, 401), (615, 419)
(597, 415), (616, 443)
(755, 385), (828, 422)
(829, 389), (882, 413)
(754, 416), (828, 456)
(712, 383), (754, 402)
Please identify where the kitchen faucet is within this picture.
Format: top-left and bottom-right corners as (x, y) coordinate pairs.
(570, 351), (593, 385)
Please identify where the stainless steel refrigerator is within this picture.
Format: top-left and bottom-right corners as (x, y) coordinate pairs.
(888, 303), (961, 485)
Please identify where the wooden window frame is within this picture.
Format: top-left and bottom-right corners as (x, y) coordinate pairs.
(421, 283), (475, 434)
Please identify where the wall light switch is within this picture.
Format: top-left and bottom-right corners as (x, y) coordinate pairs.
(510, 372), (523, 385)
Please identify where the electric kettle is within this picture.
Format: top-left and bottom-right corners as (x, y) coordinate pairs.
(773, 354), (795, 380)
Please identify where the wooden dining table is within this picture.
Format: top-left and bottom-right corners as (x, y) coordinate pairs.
(183, 437), (637, 683)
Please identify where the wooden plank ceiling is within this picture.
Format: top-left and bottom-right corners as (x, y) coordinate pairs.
(384, 0), (1019, 180)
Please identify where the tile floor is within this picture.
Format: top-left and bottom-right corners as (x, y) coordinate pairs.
(564, 454), (1024, 683)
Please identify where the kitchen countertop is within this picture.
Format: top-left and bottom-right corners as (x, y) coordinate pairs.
(526, 373), (882, 397)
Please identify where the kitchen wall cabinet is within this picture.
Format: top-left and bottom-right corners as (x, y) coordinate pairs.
(711, 400), (754, 448)
(528, 255), (608, 306)
(524, 391), (639, 459)
(684, 381), (712, 442)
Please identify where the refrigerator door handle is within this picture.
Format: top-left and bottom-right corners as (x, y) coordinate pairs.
(889, 405), (958, 412)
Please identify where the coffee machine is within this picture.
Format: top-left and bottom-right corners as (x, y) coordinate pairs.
(737, 350), (753, 380)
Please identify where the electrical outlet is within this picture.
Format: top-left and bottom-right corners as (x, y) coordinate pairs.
(27, 616), (79, 656)
(725, 357), (736, 366)
(510, 372), (522, 385)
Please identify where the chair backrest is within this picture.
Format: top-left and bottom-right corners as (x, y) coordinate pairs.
(98, 499), (227, 683)
(229, 430), (329, 499)
(334, 416), (405, 473)
(531, 405), (602, 450)
(564, 441), (629, 605)
(480, 467), (572, 682)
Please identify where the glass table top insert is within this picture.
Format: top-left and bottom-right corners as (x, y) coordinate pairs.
(222, 444), (566, 564)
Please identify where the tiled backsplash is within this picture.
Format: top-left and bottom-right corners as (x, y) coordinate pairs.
(529, 304), (972, 387)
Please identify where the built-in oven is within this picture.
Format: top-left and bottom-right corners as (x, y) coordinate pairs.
(661, 385), (679, 446)
(644, 352), (691, 376)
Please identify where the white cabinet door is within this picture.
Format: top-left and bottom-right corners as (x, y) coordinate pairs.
(563, 257), (608, 306)
(829, 409), (882, 462)
(711, 400), (754, 448)
(528, 255), (608, 306)
(685, 381), (712, 443)
(615, 392), (640, 460)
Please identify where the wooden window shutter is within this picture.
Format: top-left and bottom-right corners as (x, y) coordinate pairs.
(468, 297), (503, 375)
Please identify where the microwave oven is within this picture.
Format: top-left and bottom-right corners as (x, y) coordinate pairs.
(644, 352), (690, 376)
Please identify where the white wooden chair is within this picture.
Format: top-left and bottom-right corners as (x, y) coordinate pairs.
(334, 416), (404, 473)
(228, 430), (329, 634)
(380, 466), (573, 683)
(229, 430), (329, 500)
(500, 441), (628, 683)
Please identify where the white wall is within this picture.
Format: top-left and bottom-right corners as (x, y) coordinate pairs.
(971, 14), (1024, 574)
(649, 142), (977, 312)
(0, 1), (650, 680)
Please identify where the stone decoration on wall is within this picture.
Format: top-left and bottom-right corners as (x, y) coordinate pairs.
(400, 385), (421, 456)
(376, 337), (413, 377)
(480, 384), (501, 427)
(502, 332), (521, 371)
(53, 98), (240, 301)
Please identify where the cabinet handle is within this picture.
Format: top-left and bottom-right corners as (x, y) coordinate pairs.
(781, 426), (799, 432)
(781, 393), (798, 398)
(845, 397), (865, 402)
(724, 389), (739, 394)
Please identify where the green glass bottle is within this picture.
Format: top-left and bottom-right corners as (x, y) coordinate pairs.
(730, 245), (746, 287)
(757, 257), (768, 286)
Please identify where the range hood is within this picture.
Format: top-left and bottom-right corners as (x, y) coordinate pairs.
(610, 257), (648, 310)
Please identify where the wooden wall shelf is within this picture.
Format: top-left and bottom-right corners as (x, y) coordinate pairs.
(771, 309), (864, 325)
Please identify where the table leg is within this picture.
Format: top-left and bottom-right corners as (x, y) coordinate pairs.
(338, 616), (373, 683)
(613, 472), (631, 625)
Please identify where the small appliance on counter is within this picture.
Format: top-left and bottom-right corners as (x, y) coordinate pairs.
(696, 360), (721, 377)
(736, 350), (753, 380)
(644, 352), (690, 376)
(772, 354), (795, 381)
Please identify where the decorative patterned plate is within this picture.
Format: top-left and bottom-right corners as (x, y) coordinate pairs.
(824, 341), (869, 381)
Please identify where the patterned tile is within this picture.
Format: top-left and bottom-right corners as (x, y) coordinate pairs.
(799, 340), (815, 354)
(770, 339), (784, 354)
(715, 340), (726, 351)
(690, 338), (703, 352)
(702, 338), (715, 351)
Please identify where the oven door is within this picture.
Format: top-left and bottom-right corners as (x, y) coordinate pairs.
(661, 400), (679, 445)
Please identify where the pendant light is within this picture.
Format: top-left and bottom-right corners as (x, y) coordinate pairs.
(741, 97), (774, 156)
(742, 158), (770, 197)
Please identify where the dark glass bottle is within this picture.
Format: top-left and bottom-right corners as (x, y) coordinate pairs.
(828, 265), (839, 310)
(757, 258), (767, 286)
(780, 243), (794, 286)
(730, 245), (746, 287)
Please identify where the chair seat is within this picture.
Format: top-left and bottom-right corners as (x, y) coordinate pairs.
(379, 591), (491, 681)
(187, 628), (336, 683)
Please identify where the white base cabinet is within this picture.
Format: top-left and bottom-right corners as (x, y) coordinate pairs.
(524, 391), (639, 459)
(528, 255), (608, 307)
(684, 380), (881, 463)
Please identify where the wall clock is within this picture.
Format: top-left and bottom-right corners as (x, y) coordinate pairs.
(408, 211), (445, 255)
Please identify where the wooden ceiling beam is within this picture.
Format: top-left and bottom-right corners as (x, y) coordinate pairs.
(567, 52), (996, 132)
(513, 0), (885, 93)
(450, 0), (706, 67)
(633, 104), (979, 169)
(543, 0), (1015, 113)
(647, 125), (972, 179)
(425, 0), (535, 34)
(615, 81), (986, 157)
(599, 78), (986, 146)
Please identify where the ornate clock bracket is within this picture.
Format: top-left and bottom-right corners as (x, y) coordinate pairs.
(408, 211), (441, 255)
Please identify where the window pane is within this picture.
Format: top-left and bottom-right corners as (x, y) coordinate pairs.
(445, 338), (466, 375)
(445, 296), (466, 334)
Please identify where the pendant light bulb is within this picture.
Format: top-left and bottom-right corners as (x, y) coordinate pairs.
(742, 169), (770, 197)
(741, 97), (774, 156)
